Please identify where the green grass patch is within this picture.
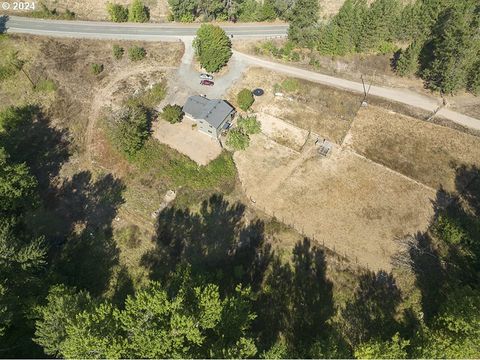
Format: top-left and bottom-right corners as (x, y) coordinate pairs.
(132, 139), (236, 191)
(125, 82), (167, 109)
(280, 78), (300, 92)
(35, 79), (57, 93)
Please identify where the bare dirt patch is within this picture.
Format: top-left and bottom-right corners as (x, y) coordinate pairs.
(234, 134), (436, 271)
(229, 67), (362, 144)
(256, 112), (309, 151)
(347, 106), (480, 193)
(152, 118), (222, 165)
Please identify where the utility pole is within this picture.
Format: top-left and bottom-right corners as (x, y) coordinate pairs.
(360, 72), (374, 107)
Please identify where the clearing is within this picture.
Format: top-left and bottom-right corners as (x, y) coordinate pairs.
(346, 106), (480, 193)
(234, 133), (436, 271)
(152, 117), (222, 166)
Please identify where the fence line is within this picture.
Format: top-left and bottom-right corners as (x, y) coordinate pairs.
(243, 184), (357, 265)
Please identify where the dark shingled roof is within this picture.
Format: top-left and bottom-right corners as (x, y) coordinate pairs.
(183, 96), (235, 129)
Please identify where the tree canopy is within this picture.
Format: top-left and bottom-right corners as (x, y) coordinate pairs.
(193, 24), (232, 73)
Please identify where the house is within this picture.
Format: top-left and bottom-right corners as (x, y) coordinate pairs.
(183, 96), (235, 138)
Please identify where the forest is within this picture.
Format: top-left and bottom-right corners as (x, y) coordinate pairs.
(167, 0), (293, 22)
(289, 0), (480, 95)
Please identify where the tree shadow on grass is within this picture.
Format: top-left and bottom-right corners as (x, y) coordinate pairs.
(399, 165), (480, 323)
(340, 270), (402, 347)
(0, 105), (70, 192)
(48, 171), (125, 296)
(254, 238), (335, 357)
(142, 194), (272, 294)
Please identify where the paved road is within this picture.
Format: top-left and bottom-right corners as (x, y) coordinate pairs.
(3, 16), (479, 130)
(3, 16), (288, 40)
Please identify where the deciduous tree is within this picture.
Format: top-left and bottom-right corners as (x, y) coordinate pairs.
(193, 24), (232, 73)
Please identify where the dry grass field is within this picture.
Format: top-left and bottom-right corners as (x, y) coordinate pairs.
(234, 133), (436, 271)
(347, 106), (480, 193)
(9, 0), (171, 21)
(229, 67), (362, 144)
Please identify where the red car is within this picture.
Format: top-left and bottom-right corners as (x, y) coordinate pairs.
(200, 79), (214, 86)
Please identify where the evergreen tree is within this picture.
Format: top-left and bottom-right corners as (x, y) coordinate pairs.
(288, 0), (319, 47)
(422, 1), (480, 94)
(35, 275), (257, 358)
(109, 105), (151, 158)
(106, 3), (129, 22)
(0, 147), (45, 341)
(396, 40), (422, 77)
(238, 0), (261, 22)
(34, 285), (93, 357)
(467, 61), (480, 95)
(197, 0), (226, 20)
(357, 0), (401, 53)
(258, 0), (277, 22)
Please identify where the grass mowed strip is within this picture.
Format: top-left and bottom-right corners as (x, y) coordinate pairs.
(348, 106), (480, 192)
(229, 67), (362, 144)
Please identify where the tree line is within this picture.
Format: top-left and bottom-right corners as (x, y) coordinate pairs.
(168, 0), (293, 22)
(288, 0), (480, 95)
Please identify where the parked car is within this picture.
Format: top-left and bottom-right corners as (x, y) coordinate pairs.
(200, 79), (214, 86)
(199, 73), (214, 80)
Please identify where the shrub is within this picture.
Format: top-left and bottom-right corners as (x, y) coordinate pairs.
(180, 13), (195, 23)
(161, 104), (184, 124)
(107, 3), (129, 22)
(91, 63), (104, 75)
(30, 3), (76, 19)
(237, 115), (261, 135)
(112, 45), (124, 59)
(141, 83), (167, 108)
(128, 46), (146, 61)
(0, 50), (23, 81)
(128, 0), (150, 23)
(193, 24), (232, 73)
(108, 104), (151, 158)
(237, 89), (254, 111)
(226, 129), (250, 151)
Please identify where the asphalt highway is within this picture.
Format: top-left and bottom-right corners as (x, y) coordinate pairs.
(2, 15), (288, 40)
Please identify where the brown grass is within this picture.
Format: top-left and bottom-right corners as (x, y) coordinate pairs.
(229, 67), (362, 144)
(347, 106), (480, 192)
(234, 133), (435, 271)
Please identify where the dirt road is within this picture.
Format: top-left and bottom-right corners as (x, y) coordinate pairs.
(234, 51), (480, 131)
